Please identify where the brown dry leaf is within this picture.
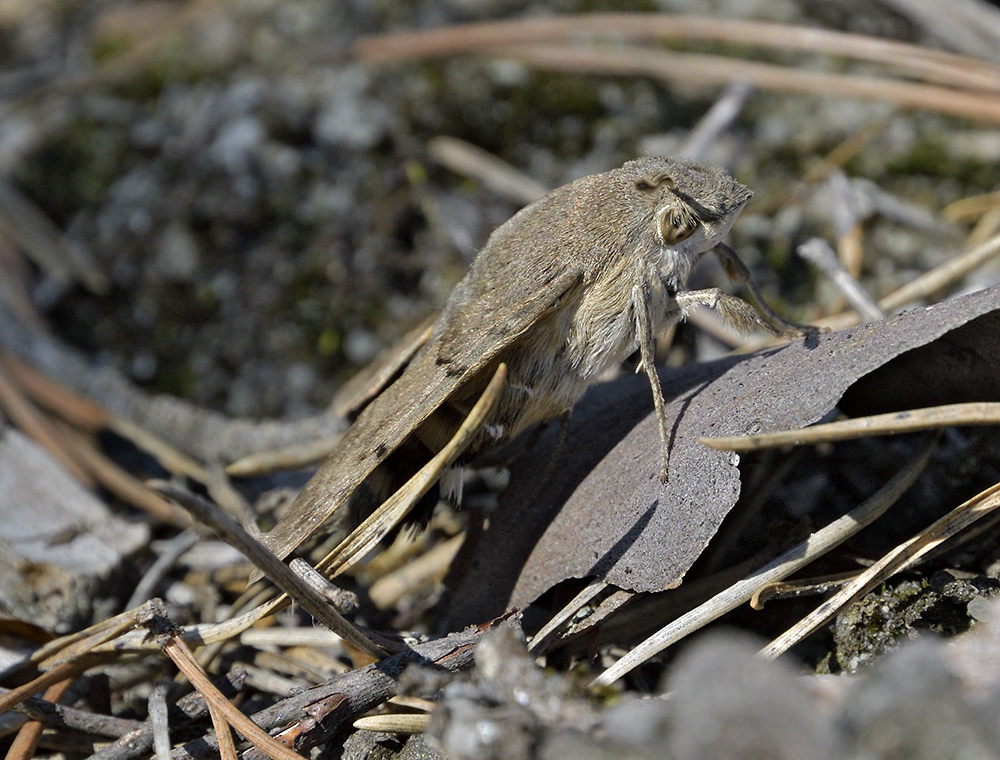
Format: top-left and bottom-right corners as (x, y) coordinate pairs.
(446, 286), (1000, 627)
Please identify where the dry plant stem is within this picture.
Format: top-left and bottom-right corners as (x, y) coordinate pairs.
(93, 599), (285, 657)
(0, 353), (107, 430)
(428, 136), (548, 205)
(0, 658), (100, 715)
(353, 714), (431, 734)
(760, 479), (1000, 659)
(528, 579), (608, 654)
(494, 44), (1000, 125)
(126, 530), (200, 610)
(148, 482), (386, 660)
(591, 437), (936, 687)
(315, 363), (507, 577)
(161, 633), (304, 760)
(4, 677), (74, 760)
(12, 599), (165, 683)
(701, 401), (1000, 451)
(0, 362), (93, 485)
(797, 238), (884, 323)
(355, 14), (1000, 92)
(815, 231), (1000, 334)
(877, 232), (1000, 310)
(750, 570), (862, 609)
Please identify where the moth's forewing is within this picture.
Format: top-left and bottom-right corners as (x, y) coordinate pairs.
(331, 312), (438, 419)
(257, 267), (584, 571)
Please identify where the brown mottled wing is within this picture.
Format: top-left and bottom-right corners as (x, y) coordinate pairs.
(330, 312), (438, 418)
(260, 264), (584, 563)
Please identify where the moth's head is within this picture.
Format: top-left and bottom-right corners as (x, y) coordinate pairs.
(629, 157), (752, 255)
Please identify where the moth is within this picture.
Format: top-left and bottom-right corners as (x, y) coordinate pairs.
(261, 156), (805, 565)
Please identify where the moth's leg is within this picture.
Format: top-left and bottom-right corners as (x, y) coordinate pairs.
(674, 287), (789, 338)
(633, 283), (672, 483)
(713, 242), (819, 338)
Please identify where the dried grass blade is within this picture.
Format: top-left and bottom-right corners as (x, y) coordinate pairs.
(702, 401), (1000, 451)
(760, 479), (1000, 659)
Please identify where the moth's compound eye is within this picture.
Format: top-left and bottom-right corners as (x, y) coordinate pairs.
(658, 205), (698, 245)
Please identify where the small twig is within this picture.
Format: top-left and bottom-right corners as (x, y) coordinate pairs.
(205, 464), (260, 536)
(148, 680), (171, 760)
(9, 692), (144, 740)
(591, 437), (936, 686)
(288, 558), (359, 614)
(148, 482), (387, 660)
(159, 627), (304, 760)
(760, 479), (1000, 659)
(701, 401), (1000, 451)
(428, 136), (549, 205)
(797, 238), (884, 323)
(126, 529), (201, 610)
(677, 80), (751, 161)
